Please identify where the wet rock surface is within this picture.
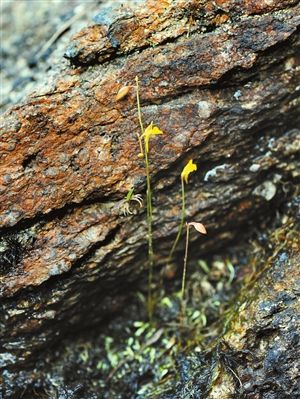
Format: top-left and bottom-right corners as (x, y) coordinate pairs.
(1, 209), (298, 399)
(207, 226), (300, 399)
(0, 0), (300, 397)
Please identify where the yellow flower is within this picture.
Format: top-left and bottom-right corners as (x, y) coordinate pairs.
(181, 160), (197, 184)
(143, 122), (163, 153)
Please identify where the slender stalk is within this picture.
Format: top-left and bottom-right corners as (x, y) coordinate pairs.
(181, 223), (190, 321)
(181, 223), (190, 301)
(168, 177), (185, 263)
(145, 149), (154, 321)
(135, 76), (145, 157)
(135, 76), (154, 321)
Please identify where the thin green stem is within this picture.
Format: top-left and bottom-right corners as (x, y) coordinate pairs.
(135, 76), (145, 156)
(181, 223), (189, 301)
(135, 76), (154, 321)
(145, 149), (154, 321)
(168, 177), (185, 263)
(181, 223), (190, 322)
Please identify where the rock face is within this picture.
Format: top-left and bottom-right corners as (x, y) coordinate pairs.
(0, 0), (299, 397)
(156, 224), (300, 399)
(212, 233), (300, 399)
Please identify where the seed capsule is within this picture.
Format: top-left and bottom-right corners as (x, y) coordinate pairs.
(116, 86), (130, 101)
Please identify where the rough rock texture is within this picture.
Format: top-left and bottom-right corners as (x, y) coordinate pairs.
(0, 0), (97, 111)
(0, 0), (300, 396)
(210, 231), (300, 399)
(157, 221), (300, 399)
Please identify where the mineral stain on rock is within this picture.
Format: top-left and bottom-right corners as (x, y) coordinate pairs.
(0, 0), (300, 398)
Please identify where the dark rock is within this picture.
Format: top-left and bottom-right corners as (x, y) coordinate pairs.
(0, 0), (299, 397)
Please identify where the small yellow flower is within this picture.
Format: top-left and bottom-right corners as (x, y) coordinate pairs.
(181, 160), (197, 184)
(143, 122), (163, 153)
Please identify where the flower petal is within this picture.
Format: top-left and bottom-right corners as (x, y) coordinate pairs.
(181, 160), (197, 184)
(143, 122), (163, 153)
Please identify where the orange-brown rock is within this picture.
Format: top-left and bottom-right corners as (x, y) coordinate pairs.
(0, 0), (299, 396)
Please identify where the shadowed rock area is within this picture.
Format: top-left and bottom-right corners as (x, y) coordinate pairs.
(0, 0), (299, 397)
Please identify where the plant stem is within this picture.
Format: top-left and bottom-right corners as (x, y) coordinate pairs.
(181, 223), (190, 301)
(181, 223), (190, 321)
(135, 76), (154, 321)
(135, 76), (145, 156)
(145, 149), (154, 321)
(168, 177), (185, 263)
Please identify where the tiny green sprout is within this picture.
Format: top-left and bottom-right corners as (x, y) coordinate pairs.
(96, 360), (108, 371)
(125, 187), (135, 202)
(168, 159), (197, 264)
(159, 367), (169, 379)
(161, 296), (173, 309)
(125, 188), (143, 207)
(79, 348), (89, 363)
(198, 259), (210, 274)
(119, 187), (143, 216)
(104, 336), (114, 352)
(134, 321), (150, 337)
(226, 258), (235, 285)
(190, 309), (207, 327)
